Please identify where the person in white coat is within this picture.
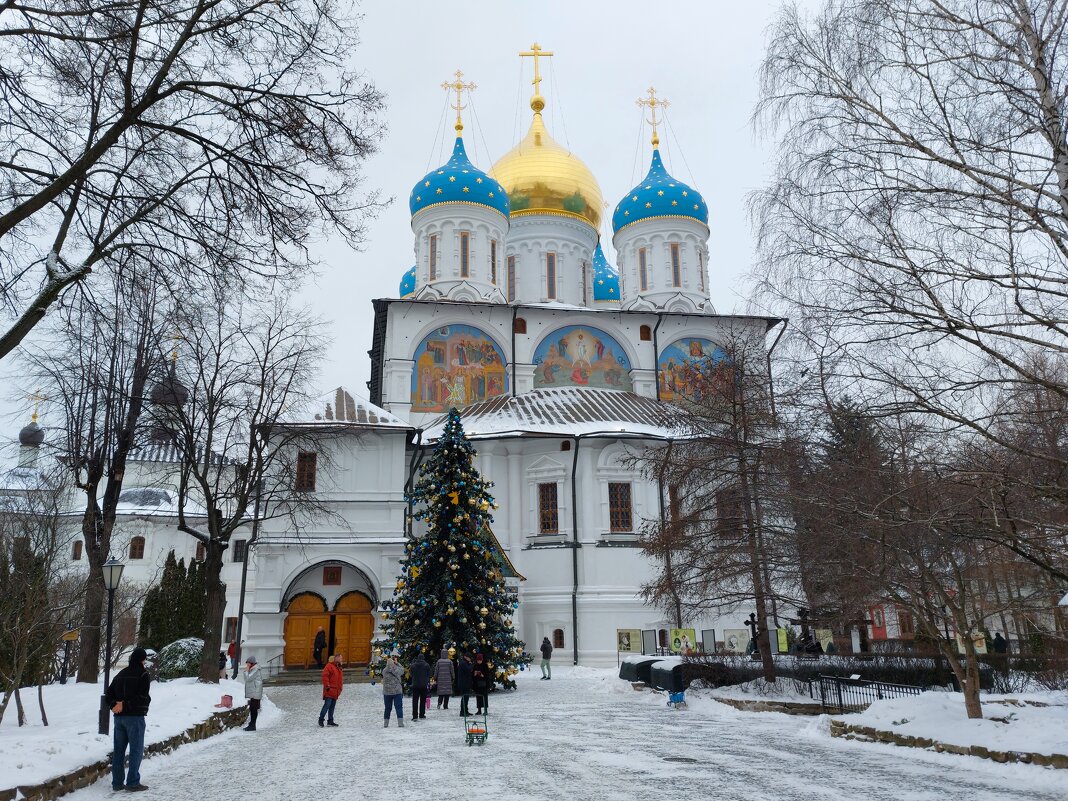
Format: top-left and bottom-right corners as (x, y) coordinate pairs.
(243, 656), (265, 731)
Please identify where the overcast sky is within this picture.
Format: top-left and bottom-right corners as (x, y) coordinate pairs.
(3, 0), (820, 438)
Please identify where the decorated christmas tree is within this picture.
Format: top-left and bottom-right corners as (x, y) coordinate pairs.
(377, 408), (530, 688)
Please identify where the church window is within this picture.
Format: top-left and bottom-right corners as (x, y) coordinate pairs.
(513, 317), (527, 334)
(490, 239), (498, 284)
(581, 260), (589, 305)
(670, 243), (682, 287)
(546, 253), (557, 300)
(560, 440), (571, 452)
(129, 536), (145, 560)
(553, 628), (565, 649)
(232, 538), (247, 563)
(429, 234), (438, 280)
(507, 255), (516, 302)
(195, 542), (205, 561)
(898, 610), (915, 636)
(639, 324), (652, 341)
(296, 451), (317, 492)
(639, 247), (648, 291)
(72, 540), (83, 561)
(608, 482), (633, 532)
(460, 231), (470, 277)
(538, 482), (559, 534)
(698, 250), (705, 293)
(716, 487), (744, 540)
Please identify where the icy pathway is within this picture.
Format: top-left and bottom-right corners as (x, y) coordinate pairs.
(63, 667), (1058, 800)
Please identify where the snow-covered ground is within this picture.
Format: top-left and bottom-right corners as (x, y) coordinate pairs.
(0, 677), (278, 788)
(34, 667), (1064, 800)
(848, 691), (1068, 756)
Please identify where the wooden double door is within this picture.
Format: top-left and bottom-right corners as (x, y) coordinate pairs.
(283, 591), (373, 667)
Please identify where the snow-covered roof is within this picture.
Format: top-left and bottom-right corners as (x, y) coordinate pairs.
(128, 442), (227, 465)
(421, 387), (683, 441)
(113, 486), (208, 518)
(285, 387), (410, 429)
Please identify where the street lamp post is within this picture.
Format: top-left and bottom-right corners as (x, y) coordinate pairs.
(98, 556), (125, 736)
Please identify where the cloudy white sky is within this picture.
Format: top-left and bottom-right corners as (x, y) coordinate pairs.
(304, 0), (819, 397)
(3, 0), (820, 436)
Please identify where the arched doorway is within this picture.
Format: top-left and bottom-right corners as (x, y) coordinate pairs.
(283, 593), (329, 668)
(332, 592), (373, 664)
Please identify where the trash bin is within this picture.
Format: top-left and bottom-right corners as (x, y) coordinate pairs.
(619, 656), (660, 684)
(649, 658), (690, 693)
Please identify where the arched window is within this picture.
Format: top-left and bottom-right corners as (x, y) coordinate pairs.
(129, 536), (145, 560)
(553, 628), (565, 649)
(429, 234), (438, 280)
(460, 231), (470, 277)
(195, 542), (205, 561)
(639, 324), (652, 341)
(72, 541), (83, 561)
(638, 247), (648, 291)
(658, 628), (668, 647)
(507, 255), (517, 302)
(490, 240), (498, 284)
(513, 317), (527, 334)
(545, 253), (557, 300)
(560, 440), (571, 452)
(670, 242), (682, 287)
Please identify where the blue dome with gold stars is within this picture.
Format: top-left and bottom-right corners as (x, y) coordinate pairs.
(410, 137), (509, 220)
(612, 149), (707, 234)
(399, 264), (416, 298)
(591, 244), (620, 303)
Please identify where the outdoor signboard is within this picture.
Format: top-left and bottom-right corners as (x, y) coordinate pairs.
(670, 628), (696, 654)
(616, 629), (641, 654)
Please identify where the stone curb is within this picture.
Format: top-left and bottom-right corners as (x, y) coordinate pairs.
(828, 719), (1068, 768)
(0, 705), (250, 801)
(711, 696), (825, 716)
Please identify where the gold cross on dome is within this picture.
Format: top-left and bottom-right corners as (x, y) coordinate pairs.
(636, 86), (670, 147)
(27, 391), (46, 423)
(519, 42), (554, 112)
(442, 70), (476, 135)
(170, 331), (186, 363)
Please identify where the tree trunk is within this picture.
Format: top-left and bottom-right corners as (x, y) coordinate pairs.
(0, 689), (11, 724)
(739, 459), (776, 682)
(939, 640), (983, 720)
(14, 687), (25, 726)
(197, 542), (226, 683)
(76, 559), (104, 683)
(37, 684), (48, 726)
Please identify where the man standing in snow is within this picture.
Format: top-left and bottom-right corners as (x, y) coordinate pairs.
(320, 652), (343, 727)
(540, 636), (553, 680)
(243, 656), (264, 731)
(409, 651), (432, 721)
(106, 647), (152, 792)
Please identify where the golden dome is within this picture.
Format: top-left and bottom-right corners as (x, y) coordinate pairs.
(490, 112), (603, 230)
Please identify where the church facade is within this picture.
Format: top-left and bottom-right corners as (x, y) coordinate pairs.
(241, 61), (782, 670)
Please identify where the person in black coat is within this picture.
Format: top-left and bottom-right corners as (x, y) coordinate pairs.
(313, 627), (327, 668)
(540, 637), (553, 680)
(106, 647), (153, 792)
(472, 653), (491, 715)
(409, 652), (432, 720)
(456, 653), (474, 717)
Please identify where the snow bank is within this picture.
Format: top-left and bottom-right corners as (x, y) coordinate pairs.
(709, 677), (818, 704)
(848, 692), (1068, 757)
(0, 677), (279, 788)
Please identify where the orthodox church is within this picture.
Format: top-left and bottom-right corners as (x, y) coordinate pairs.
(7, 49), (782, 671)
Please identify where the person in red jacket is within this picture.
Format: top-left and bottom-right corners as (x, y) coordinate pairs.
(319, 653), (344, 727)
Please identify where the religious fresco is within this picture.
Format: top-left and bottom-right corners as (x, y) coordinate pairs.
(657, 337), (730, 402)
(411, 324), (507, 413)
(532, 325), (632, 391)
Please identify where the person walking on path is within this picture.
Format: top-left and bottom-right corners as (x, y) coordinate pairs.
(243, 656), (264, 731)
(228, 639), (237, 676)
(472, 653), (491, 715)
(456, 652), (474, 717)
(106, 646), (153, 792)
(313, 626), (327, 669)
(382, 652), (405, 727)
(434, 648), (455, 710)
(540, 637), (553, 680)
(409, 651), (432, 721)
(218, 651), (227, 680)
(319, 653), (344, 727)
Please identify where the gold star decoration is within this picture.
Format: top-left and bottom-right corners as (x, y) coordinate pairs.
(669, 183), (676, 187)
(597, 279), (604, 285)
(645, 185), (651, 189)
(682, 190), (688, 196)
(624, 210), (630, 216)
(449, 176), (456, 182)
(437, 170), (444, 175)
(645, 202), (652, 208)
(608, 287), (615, 294)
(436, 188), (443, 194)
(657, 190), (664, 196)
(462, 186), (470, 193)
(671, 200), (677, 206)
(488, 191), (494, 197)
(693, 203), (699, 209)
(425, 181), (431, 187)
(632, 195), (638, 201)
(476, 177), (483, 183)
(416, 196), (421, 202)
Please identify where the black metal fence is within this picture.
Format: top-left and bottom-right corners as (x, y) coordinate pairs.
(813, 674), (924, 714)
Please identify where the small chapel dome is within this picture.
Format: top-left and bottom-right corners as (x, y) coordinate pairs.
(399, 265), (416, 298)
(19, 420), (44, 447)
(612, 148), (708, 234)
(409, 137), (510, 222)
(591, 244), (620, 303)
(150, 367), (189, 407)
